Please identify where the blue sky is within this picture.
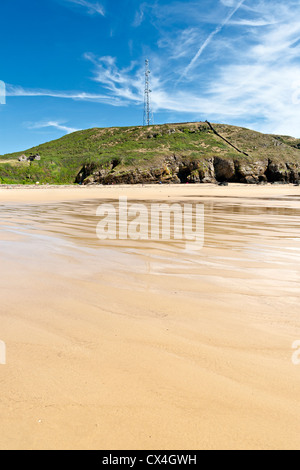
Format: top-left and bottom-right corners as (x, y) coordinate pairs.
(1, 0), (300, 154)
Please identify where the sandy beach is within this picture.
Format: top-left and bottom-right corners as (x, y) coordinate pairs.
(1, 182), (299, 203)
(0, 183), (300, 450)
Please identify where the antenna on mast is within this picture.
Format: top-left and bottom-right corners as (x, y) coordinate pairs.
(143, 59), (154, 126)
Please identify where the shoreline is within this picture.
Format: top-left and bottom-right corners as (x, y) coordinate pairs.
(0, 183), (299, 204)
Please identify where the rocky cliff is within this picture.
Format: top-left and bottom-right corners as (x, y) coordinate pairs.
(76, 122), (300, 185)
(2, 121), (300, 185)
(77, 155), (300, 185)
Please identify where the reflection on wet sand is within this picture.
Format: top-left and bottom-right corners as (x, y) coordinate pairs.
(0, 190), (300, 450)
(1, 196), (300, 258)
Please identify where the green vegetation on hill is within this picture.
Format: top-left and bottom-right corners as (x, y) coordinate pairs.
(0, 122), (300, 184)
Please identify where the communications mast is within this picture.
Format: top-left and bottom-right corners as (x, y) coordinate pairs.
(143, 59), (154, 126)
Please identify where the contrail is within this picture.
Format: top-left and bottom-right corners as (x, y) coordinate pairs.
(178, 0), (246, 83)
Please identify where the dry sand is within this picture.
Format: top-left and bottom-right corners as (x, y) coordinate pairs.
(0, 183), (300, 450)
(0, 182), (299, 203)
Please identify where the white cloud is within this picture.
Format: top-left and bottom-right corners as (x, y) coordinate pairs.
(84, 54), (144, 104)
(220, 0), (239, 6)
(133, 3), (147, 27)
(158, 28), (201, 60)
(27, 121), (79, 134)
(78, 0), (300, 137)
(178, 0), (246, 82)
(6, 84), (124, 106)
(7, 1), (300, 138)
(65, 0), (105, 16)
(82, 55), (209, 113)
(229, 19), (278, 26)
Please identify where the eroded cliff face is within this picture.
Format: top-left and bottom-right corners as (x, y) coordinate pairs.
(75, 122), (300, 185)
(76, 156), (300, 185)
(3, 121), (300, 185)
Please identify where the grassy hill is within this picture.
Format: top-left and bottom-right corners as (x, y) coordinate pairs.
(1, 121), (300, 184)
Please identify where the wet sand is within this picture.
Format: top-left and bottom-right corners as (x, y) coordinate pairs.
(0, 184), (300, 450)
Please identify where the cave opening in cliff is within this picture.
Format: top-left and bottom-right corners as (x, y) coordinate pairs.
(178, 168), (191, 183)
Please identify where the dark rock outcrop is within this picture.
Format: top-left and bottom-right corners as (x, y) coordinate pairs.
(235, 160), (269, 184)
(265, 161), (289, 182)
(214, 157), (236, 182)
(76, 156), (300, 185)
